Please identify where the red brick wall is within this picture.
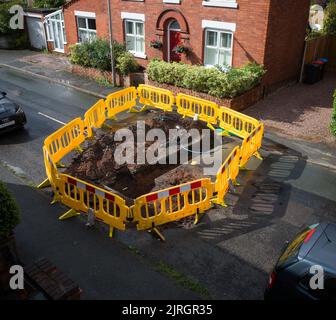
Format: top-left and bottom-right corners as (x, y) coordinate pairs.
(61, 0), (310, 89)
(262, 0), (310, 88)
(63, 0), (110, 54)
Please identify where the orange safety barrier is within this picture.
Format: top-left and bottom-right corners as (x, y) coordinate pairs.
(133, 179), (213, 236)
(176, 93), (219, 125)
(58, 174), (130, 236)
(218, 107), (260, 139)
(240, 123), (264, 168)
(212, 146), (241, 207)
(137, 85), (175, 112)
(84, 99), (107, 138)
(44, 118), (86, 164)
(106, 87), (137, 119)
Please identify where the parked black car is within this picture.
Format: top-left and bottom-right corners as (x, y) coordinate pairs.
(0, 92), (27, 133)
(265, 222), (336, 300)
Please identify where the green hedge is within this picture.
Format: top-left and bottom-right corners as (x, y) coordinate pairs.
(331, 91), (336, 136)
(0, 181), (20, 238)
(70, 38), (139, 76)
(147, 60), (265, 99)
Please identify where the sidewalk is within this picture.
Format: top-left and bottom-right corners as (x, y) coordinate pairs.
(0, 50), (119, 98)
(245, 73), (336, 146)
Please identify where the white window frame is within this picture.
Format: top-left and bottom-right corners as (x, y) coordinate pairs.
(124, 19), (146, 59)
(44, 10), (66, 53)
(163, 0), (181, 4)
(76, 15), (97, 43)
(203, 28), (234, 67)
(202, 0), (238, 8)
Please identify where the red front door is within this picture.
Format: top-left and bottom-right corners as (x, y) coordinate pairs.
(169, 30), (181, 62)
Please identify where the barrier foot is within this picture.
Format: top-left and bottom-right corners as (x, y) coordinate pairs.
(109, 226), (114, 238)
(254, 151), (263, 161)
(37, 178), (50, 189)
(76, 146), (83, 153)
(109, 115), (117, 121)
(239, 165), (250, 171)
(212, 198), (228, 208)
(56, 162), (65, 169)
(233, 179), (241, 187)
(207, 123), (216, 131)
(149, 227), (166, 241)
(59, 209), (80, 221)
(50, 196), (59, 205)
(194, 211), (199, 225)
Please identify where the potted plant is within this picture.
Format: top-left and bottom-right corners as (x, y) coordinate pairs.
(172, 44), (189, 54)
(149, 40), (163, 49)
(0, 181), (21, 297)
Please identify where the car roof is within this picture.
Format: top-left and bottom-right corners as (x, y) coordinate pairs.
(304, 223), (336, 273)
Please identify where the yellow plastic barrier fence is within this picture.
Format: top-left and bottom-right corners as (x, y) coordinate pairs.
(240, 123), (264, 169)
(212, 146), (241, 207)
(218, 107), (260, 139)
(84, 99), (107, 138)
(133, 179), (213, 239)
(38, 146), (59, 190)
(58, 174), (130, 237)
(138, 84), (175, 112)
(106, 87), (137, 119)
(44, 118), (86, 164)
(176, 93), (219, 125)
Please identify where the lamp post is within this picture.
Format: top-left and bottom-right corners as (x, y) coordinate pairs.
(107, 0), (116, 86)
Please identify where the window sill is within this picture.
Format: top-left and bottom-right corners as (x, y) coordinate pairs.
(131, 52), (147, 59)
(163, 0), (181, 4)
(202, 1), (238, 8)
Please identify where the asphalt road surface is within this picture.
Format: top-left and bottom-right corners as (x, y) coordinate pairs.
(1, 66), (336, 300)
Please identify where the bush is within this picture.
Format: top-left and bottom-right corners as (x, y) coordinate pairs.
(323, 0), (336, 35)
(0, 181), (20, 238)
(147, 60), (265, 99)
(331, 91), (336, 136)
(70, 38), (139, 76)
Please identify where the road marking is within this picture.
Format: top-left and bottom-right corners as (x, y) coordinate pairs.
(38, 112), (66, 125)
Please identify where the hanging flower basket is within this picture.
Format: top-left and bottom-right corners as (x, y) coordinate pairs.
(150, 40), (163, 49)
(172, 44), (189, 54)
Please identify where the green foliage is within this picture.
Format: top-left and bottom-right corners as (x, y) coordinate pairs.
(70, 38), (139, 75)
(33, 0), (65, 8)
(0, 181), (20, 238)
(323, 0), (336, 35)
(331, 91), (336, 136)
(147, 60), (265, 99)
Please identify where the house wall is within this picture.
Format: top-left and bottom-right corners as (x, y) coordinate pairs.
(63, 0), (110, 53)
(263, 0), (310, 89)
(61, 0), (310, 90)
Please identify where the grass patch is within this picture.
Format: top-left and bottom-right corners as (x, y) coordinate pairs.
(156, 260), (210, 298)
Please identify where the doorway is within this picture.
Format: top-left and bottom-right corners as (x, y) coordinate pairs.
(167, 20), (181, 62)
(45, 10), (66, 53)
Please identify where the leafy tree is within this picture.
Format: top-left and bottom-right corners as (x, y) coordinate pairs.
(0, 181), (20, 238)
(33, 0), (66, 8)
(0, 0), (24, 34)
(323, 0), (336, 35)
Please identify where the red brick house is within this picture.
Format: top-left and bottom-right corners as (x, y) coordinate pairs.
(44, 0), (311, 89)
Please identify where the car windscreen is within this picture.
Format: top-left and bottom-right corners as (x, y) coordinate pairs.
(0, 99), (14, 114)
(277, 227), (315, 269)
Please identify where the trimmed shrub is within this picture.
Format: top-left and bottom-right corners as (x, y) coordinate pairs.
(0, 181), (20, 238)
(147, 60), (265, 99)
(331, 91), (336, 136)
(323, 0), (336, 36)
(70, 38), (139, 76)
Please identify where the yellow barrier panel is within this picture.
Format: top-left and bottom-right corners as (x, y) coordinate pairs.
(212, 146), (240, 207)
(38, 146), (59, 190)
(44, 118), (86, 164)
(133, 179), (213, 232)
(218, 107), (260, 139)
(106, 87), (137, 119)
(138, 84), (174, 112)
(176, 93), (219, 125)
(240, 123), (264, 168)
(58, 174), (129, 234)
(84, 99), (107, 138)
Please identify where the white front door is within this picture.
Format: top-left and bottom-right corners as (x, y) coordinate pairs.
(45, 10), (66, 53)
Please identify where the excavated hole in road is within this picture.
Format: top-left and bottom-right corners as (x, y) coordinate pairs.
(64, 110), (237, 212)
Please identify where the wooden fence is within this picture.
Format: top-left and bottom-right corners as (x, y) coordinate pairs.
(304, 35), (336, 71)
